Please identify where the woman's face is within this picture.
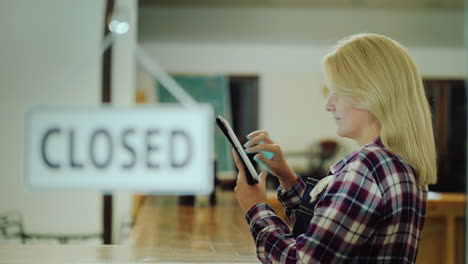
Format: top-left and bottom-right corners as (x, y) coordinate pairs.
(325, 93), (378, 145)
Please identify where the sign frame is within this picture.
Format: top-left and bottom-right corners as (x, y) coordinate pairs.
(25, 104), (214, 195)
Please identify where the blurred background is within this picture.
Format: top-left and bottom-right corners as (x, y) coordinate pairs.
(0, 0), (465, 263)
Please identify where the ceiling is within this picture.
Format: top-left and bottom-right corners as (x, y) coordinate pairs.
(139, 0), (464, 10)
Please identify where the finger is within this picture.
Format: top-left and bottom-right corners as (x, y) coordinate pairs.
(237, 170), (246, 185)
(235, 172), (242, 184)
(232, 148), (243, 169)
(245, 143), (279, 156)
(246, 130), (270, 140)
(253, 153), (275, 172)
(259, 171), (268, 183)
(244, 133), (274, 148)
(232, 149), (246, 185)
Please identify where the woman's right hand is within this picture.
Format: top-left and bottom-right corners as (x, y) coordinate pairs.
(244, 130), (298, 190)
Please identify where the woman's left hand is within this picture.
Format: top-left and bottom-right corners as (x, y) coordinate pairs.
(232, 149), (268, 214)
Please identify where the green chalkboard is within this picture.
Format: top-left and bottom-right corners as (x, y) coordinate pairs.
(156, 75), (234, 176)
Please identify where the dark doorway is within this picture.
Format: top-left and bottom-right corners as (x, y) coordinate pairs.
(229, 76), (259, 145)
(424, 79), (466, 193)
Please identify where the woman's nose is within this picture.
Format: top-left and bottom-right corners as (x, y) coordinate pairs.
(325, 95), (336, 112)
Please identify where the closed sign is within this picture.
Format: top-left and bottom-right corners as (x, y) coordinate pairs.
(25, 105), (214, 194)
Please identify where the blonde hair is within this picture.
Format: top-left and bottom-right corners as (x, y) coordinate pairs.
(322, 33), (437, 186)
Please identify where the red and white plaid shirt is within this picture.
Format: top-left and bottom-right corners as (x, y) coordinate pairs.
(246, 137), (427, 263)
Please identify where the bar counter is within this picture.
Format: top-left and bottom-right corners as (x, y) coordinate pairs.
(1, 190), (465, 263)
(0, 244), (258, 263)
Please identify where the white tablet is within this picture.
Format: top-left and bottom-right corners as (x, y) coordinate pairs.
(216, 115), (259, 185)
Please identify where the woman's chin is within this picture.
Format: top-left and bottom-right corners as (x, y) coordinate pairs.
(336, 129), (351, 139)
(336, 128), (345, 137)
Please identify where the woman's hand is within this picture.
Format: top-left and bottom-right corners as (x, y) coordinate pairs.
(244, 130), (298, 190)
(232, 149), (268, 214)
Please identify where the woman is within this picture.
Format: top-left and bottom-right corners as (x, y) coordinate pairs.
(232, 33), (436, 263)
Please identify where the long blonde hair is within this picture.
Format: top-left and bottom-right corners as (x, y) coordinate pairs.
(322, 33), (436, 186)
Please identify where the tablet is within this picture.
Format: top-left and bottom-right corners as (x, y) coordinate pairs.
(216, 115), (259, 185)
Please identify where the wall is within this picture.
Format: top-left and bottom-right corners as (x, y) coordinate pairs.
(138, 7), (463, 48)
(0, 0), (109, 237)
(137, 7), (465, 175)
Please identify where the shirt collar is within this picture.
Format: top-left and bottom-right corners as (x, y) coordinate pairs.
(363, 136), (384, 149)
(328, 136), (383, 176)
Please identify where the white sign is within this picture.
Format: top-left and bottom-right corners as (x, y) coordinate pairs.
(25, 105), (214, 194)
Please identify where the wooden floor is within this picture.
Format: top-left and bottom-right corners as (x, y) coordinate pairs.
(130, 190), (259, 262)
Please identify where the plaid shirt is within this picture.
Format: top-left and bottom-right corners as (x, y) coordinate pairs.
(246, 137), (427, 263)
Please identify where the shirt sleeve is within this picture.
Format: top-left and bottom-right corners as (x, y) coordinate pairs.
(246, 159), (384, 263)
(277, 176), (306, 225)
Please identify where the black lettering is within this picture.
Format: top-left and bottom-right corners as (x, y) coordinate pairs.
(146, 129), (160, 169)
(89, 129), (113, 169)
(41, 127), (61, 169)
(69, 129), (83, 169)
(121, 128), (136, 169)
(169, 130), (192, 168)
